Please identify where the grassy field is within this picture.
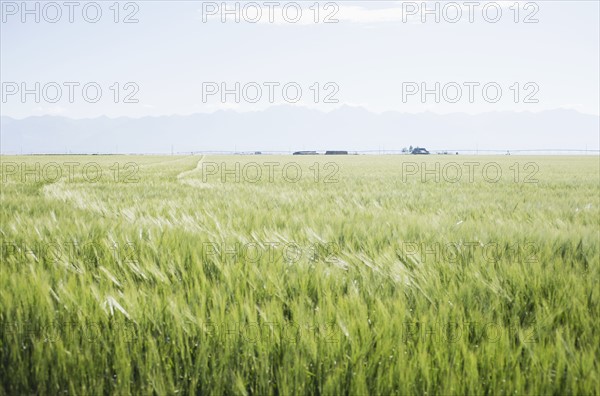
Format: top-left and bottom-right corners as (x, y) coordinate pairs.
(1, 155), (598, 395)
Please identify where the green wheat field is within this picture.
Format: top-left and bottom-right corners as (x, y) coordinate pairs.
(1, 155), (598, 395)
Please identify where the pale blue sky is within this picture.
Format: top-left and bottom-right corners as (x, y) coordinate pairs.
(1, 1), (599, 118)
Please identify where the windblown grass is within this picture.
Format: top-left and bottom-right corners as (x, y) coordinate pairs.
(0, 155), (598, 394)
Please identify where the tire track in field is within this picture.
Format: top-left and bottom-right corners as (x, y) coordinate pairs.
(40, 156), (214, 234)
(45, 154), (205, 212)
(177, 155), (213, 188)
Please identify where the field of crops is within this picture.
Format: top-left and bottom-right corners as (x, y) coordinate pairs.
(1, 155), (598, 394)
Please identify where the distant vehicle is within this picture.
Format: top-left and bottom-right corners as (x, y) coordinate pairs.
(411, 147), (430, 155)
(293, 151), (318, 155)
(325, 150), (348, 155)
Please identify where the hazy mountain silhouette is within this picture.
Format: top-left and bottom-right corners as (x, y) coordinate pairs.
(1, 106), (598, 154)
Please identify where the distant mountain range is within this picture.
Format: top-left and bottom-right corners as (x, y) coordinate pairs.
(1, 106), (598, 154)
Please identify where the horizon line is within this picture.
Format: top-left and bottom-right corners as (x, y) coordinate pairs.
(2, 149), (599, 156)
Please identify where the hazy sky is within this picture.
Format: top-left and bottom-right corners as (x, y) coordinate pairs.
(1, 1), (599, 118)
